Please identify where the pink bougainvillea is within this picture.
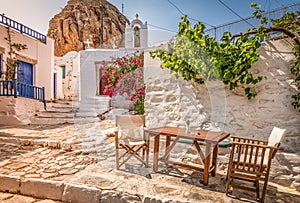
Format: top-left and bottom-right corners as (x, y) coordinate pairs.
(102, 51), (145, 114)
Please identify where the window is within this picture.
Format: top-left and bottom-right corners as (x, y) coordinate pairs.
(61, 65), (66, 79)
(134, 26), (140, 48)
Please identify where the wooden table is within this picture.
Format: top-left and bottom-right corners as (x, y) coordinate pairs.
(145, 126), (230, 185)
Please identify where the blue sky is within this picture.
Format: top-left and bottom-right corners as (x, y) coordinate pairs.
(1, 0), (299, 44)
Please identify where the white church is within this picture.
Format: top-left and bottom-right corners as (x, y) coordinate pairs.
(54, 14), (149, 116)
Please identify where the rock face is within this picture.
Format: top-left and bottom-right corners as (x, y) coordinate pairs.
(47, 0), (129, 56)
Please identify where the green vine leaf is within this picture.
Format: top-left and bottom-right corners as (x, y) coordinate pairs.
(3, 28), (27, 80)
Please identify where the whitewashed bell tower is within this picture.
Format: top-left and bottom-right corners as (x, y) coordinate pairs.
(125, 14), (148, 49)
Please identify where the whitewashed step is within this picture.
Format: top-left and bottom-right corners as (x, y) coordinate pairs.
(39, 108), (74, 113)
(73, 117), (99, 124)
(31, 116), (99, 125)
(76, 106), (108, 113)
(77, 98), (110, 108)
(30, 117), (75, 125)
(48, 105), (73, 110)
(36, 112), (75, 118)
(47, 101), (72, 106)
(75, 112), (98, 118)
(30, 100), (78, 125)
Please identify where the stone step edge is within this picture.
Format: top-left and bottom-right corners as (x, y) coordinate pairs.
(0, 174), (184, 203)
(0, 128), (115, 151)
(0, 137), (83, 151)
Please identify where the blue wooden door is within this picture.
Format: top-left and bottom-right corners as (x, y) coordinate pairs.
(17, 61), (33, 85)
(17, 61), (34, 98)
(53, 73), (57, 98)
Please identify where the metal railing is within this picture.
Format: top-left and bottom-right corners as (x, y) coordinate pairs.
(0, 80), (46, 109)
(205, 2), (300, 41)
(0, 14), (47, 44)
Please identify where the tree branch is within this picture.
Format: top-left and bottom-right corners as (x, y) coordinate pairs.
(231, 26), (300, 46)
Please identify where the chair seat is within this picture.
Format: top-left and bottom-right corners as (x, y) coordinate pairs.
(128, 140), (146, 146)
(119, 138), (146, 146)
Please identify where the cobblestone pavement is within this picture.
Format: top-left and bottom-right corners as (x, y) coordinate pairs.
(0, 191), (63, 202)
(0, 121), (300, 202)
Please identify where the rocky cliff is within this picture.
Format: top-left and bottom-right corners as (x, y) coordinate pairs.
(47, 0), (129, 56)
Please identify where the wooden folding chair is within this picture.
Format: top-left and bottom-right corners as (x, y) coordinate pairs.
(115, 115), (149, 170)
(225, 127), (286, 202)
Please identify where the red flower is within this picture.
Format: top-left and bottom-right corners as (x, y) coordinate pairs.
(101, 51), (145, 113)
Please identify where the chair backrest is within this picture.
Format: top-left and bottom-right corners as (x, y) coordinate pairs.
(268, 126), (286, 147)
(115, 115), (145, 128)
(115, 115), (145, 140)
(265, 126), (286, 160)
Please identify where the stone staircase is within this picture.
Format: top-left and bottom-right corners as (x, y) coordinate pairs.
(29, 96), (130, 165)
(75, 96), (111, 118)
(31, 96), (111, 125)
(30, 100), (76, 125)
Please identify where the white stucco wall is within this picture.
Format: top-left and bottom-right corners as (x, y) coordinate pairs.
(140, 28), (148, 48)
(0, 97), (43, 125)
(72, 52), (80, 100)
(54, 51), (79, 100)
(36, 37), (54, 100)
(53, 66), (64, 100)
(144, 39), (300, 152)
(125, 28), (134, 49)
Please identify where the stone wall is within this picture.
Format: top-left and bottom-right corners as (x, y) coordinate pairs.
(0, 97), (43, 125)
(144, 39), (300, 152)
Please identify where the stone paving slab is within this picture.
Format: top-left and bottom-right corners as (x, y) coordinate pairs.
(0, 122), (299, 202)
(0, 192), (63, 203)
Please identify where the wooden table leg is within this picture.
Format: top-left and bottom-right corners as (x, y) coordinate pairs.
(145, 133), (150, 167)
(203, 142), (211, 185)
(212, 143), (218, 177)
(165, 135), (171, 160)
(153, 134), (160, 172)
(115, 130), (119, 170)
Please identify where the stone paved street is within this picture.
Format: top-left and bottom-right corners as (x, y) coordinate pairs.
(0, 121), (300, 202)
(0, 143), (94, 179)
(0, 191), (63, 202)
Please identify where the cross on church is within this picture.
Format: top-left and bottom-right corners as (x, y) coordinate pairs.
(84, 39), (93, 49)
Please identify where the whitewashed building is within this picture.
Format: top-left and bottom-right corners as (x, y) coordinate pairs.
(54, 51), (79, 100)
(0, 14), (59, 124)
